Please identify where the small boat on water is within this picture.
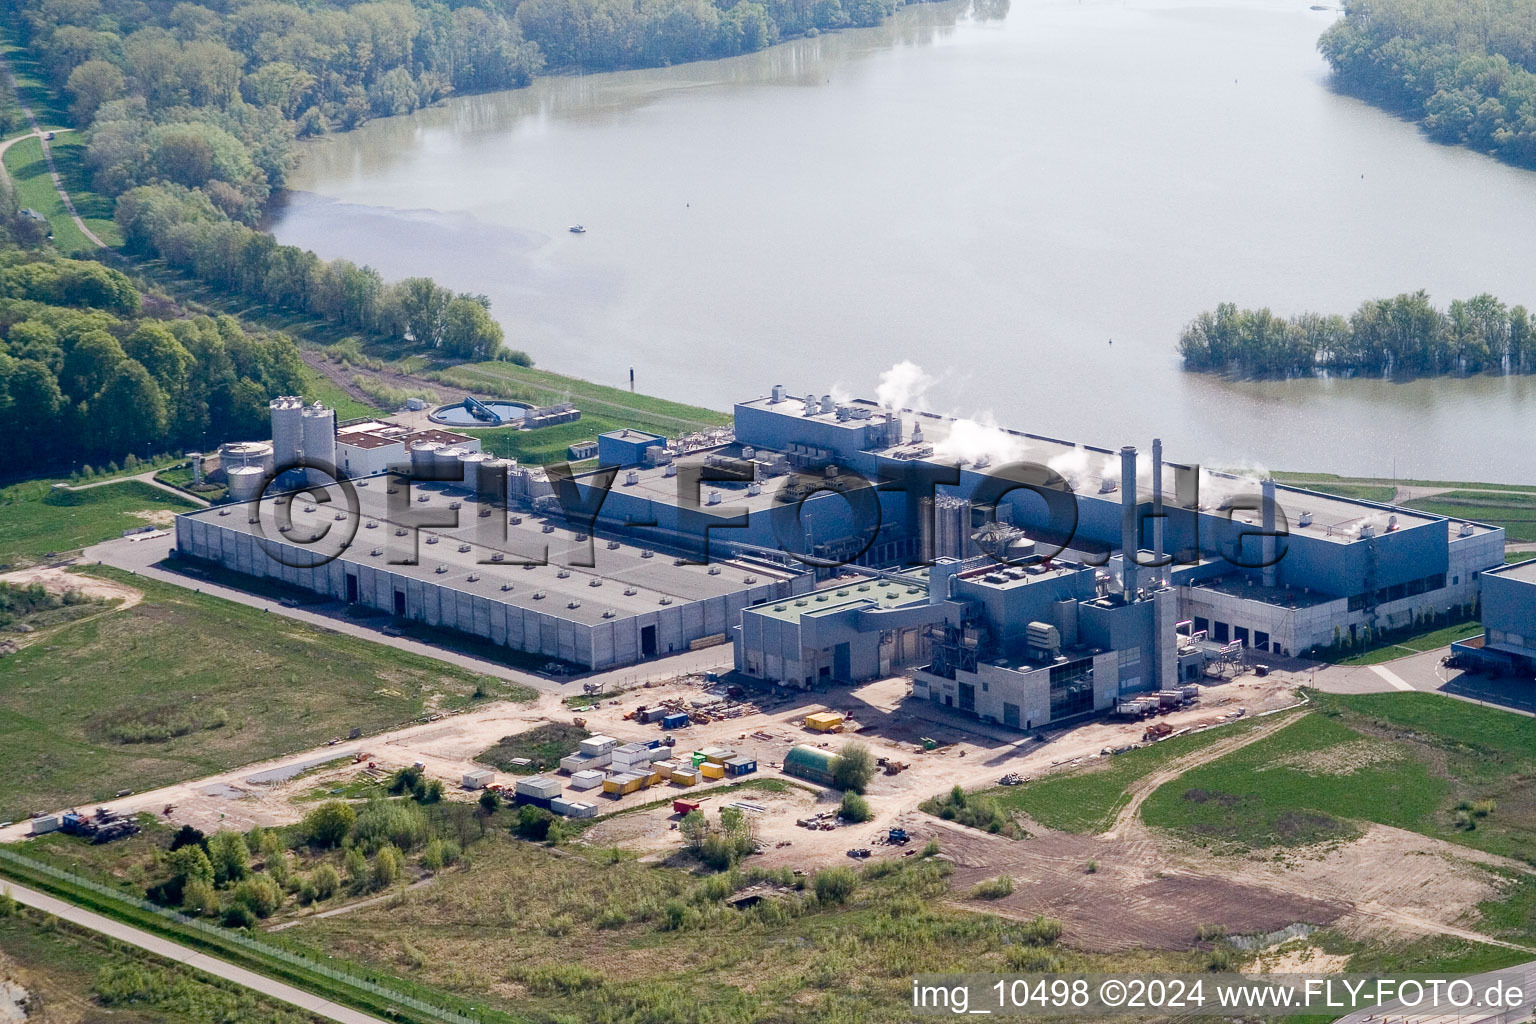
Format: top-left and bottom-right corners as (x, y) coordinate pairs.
(569, 224), (586, 234)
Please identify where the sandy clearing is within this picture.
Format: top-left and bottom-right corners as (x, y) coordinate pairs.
(0, 565), (143, 610)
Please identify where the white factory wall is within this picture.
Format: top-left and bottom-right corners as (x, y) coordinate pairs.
(175, 515), (796, 670)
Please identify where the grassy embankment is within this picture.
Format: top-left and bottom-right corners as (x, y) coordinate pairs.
(1276, 471), (1536, 542)
(0, 476), (197, 566)
(0, 566), (530, 820)
(0, 898), (321, 1024)
(1134, 693), (1536, 943)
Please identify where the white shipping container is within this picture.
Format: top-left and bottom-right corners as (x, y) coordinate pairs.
(569, 770), (605, 790)
(560, 751), (611, 773)
(462, 769), (494, 789)
(515, 775), (563, 798)
(611, 743), (656, 766)
(579, 735), (619, 756)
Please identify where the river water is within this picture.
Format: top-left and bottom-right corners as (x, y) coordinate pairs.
(269, 0), (1536, 483)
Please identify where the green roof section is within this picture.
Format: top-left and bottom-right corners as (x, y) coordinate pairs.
(757, 578), (929, 623)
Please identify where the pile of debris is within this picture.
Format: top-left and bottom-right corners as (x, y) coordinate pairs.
(62, 807), (140, 844)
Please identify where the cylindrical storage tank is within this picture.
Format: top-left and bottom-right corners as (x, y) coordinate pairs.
(219, 441), (275, 477)
(458, 451), (488, 494)
(478, 458), (510, 505)
(410, 442), (442, 477)
(434, 447), (463, 487)
(269, 396), (303, 476)
(301, 402), (336, 485)
(227, 465), (265, 503)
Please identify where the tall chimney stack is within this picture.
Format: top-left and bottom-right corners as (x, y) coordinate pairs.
(1152, 438), (1165, 588)
(1120, 446), (1138, 599)
(1261, 477), (1278, 589)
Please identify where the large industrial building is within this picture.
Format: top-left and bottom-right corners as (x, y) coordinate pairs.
(1451, 559), (1536, 677)
(173, 384), (1507, 707)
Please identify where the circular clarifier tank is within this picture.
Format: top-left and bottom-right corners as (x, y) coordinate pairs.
(429, 399), (529, 427)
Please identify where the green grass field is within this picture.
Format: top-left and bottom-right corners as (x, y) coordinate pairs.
(0, 478), (197, 566)
(1140, 713), (1443, 849)
(1404, 494), (1536, 542)
(443, 361), (729, 432)
(950, 720), (1264, 835)
(0, 567), (530, 819)
(1142, 694), (1536, 862)
(475, 722), (590, 773)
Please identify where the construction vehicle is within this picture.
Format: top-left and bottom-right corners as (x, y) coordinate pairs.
(887, 827), (910, 845)
(1143, 722), (1174, 742)
(998, 773), (1024, 786)
(673, 800), (701, 816)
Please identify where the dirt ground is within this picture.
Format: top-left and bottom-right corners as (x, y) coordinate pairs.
(0, 566), (142, 610)
(10, 659), (1528, 957)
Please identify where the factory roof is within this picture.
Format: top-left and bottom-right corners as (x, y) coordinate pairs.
(739, 392), (1460, 547)
(181, 481), (802, 625)
(576, 444), (789, 515)
(754, 577), (929, 622)
(1488, 558), (1536, 585)
(955, 558), (1089, 591)
(336, 430), (403, 450)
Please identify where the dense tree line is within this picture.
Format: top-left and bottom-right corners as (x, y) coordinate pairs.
(1319, 0), (1536, 168)
(115, 183), (506, 359)
(0, 249), (309, 470)
(1179, 292), (1536, 377)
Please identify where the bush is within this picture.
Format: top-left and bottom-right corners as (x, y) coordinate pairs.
(515, 805), (556, 841)
(421, 838), (461, 872)
(232, 875), (283, 917)
(968, 875), (1015, 900)
(921, 839), (941, 858)
(387, 765), (423, 795)
(478, 789), (502, 814)
(370, 844), (405, 891)
(221, 903), (256, 929)
(813, 867), (858, 904)
(839, 791), (873, 822)
(301, 801), (355, 849)
(353, 800), (429, 852)
(181, 877), (217, 916)
(206, 831), (250, 885)
(831, 741), (876, 794)
(311, 864), (340, 901)
(1018, 914), (1063, 946)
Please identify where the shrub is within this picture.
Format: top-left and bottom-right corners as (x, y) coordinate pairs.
(921, 839), (941, 858)
(478, 789), (502, 814)
(221, 903), (256, 929)
(839, 791), (873, 822)
(515, 805), (556, 841)
(232, 875), (283, 917)
(1006, 948), (1061, 972)
(387, 765), (423, 795)
(353, 800), (429, 852)
(1018, 915), (1063, 946)
(301, 801), (356, 849)
(1085, 859), (1099, 874)
(311, 864), (340, 901)
(1195, 923), (1227, 941)
(813, 867), (858, 904)
(181, 877), (217, 916)
(421, 838), (461, 872)
(968, 875), (1015, 900)
(370, 844), (405, 890)
(831, 741), (876, 794)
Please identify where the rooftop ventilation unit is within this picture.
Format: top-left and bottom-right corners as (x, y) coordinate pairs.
(458, 543), (471, 553)
(664, 464), (677, 478)
(435, 565), (448, 574)
(607, 540), (621, 549)
(1459, 521), (1474, 537)
(557, 569), (570, 578)
(642, 549), (654, 558)
(501, 583), (513, 591)
(625, 470), (639, 486)
(449, 501), (461, 510)
(426, 536), (439, 544)
(510, 515), (523, 525)
(603, 610), (616, 618)
(395, 528), (408, 536)
(219, 508), (231, 516)
(1298, 511), (1313, 527)
(744, 575), (757, 584)
(771, 384), (785, 403)
(624, 587), (637, 595)
(467, 573), (480, 582)
(708, 566), (721, 575)
(589, 579), (602, 587)
(370, 548), (382, 556)
(567, 600), (580, 609)
(659, 596), (672, 605)
(542, 524), (555, 533)
(748, 482), (762, 497)
(417, 494), (430, 502)
(533, 591), (546, 599)
(1099, 478), (1117, 494)
(491, 552), (505, 562)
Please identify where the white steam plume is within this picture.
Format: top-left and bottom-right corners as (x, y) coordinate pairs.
(875, 360), (933, 411)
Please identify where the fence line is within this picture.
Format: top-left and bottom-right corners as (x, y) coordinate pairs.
(0, 847), (481, 1024)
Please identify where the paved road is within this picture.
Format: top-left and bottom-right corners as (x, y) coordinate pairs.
(0, 51), (105, 249)
(1332, 958), (1536, 1024)
(1277, 646), (1536, 718)
(1, 878), (389, 1024)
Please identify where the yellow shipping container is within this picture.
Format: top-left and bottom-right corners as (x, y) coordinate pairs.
(602, 777), (623, 794)
(653, 761), (675, 780)
(672, 770), (699, 787)
(805, 712), (844, 732)
(700, 762), (725, 780)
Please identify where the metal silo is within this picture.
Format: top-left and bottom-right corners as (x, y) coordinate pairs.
(410, 442), (442, 479)
(459, 451), (488, 494)
(270, 396), (303, 477)
(227, 465), (265, 504)
(300, 401), (336, 485)
(478, 458), (509, 505)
